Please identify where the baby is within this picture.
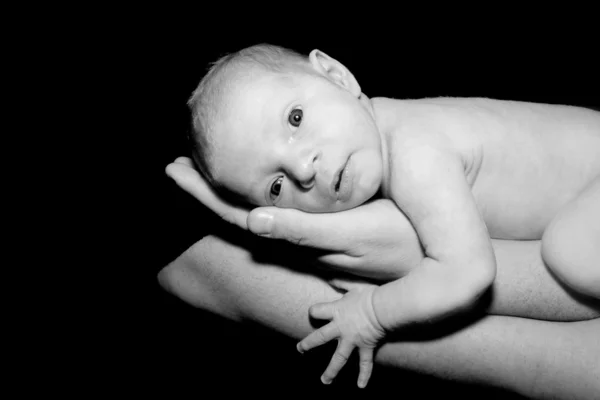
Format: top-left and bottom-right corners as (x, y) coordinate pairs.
(187, 44), (600, 388)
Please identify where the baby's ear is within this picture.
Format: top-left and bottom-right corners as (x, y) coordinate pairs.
(308, 49), (361, 97)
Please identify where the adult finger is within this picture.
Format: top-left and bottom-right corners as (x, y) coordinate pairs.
(297, 323), (339, 354)
(247, 207), (353, 252)
(357, 347), (374, 388)
(165, 160), (249, 230)
(321, 340), (354, 385)
(173, 156), (194, 167)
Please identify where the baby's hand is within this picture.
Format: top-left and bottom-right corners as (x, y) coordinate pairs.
(297, 283), (385, 388)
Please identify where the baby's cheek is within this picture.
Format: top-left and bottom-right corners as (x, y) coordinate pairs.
(356, 174), (383, 206)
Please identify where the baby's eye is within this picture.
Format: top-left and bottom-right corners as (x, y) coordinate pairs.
(288, 108), (303, 128)
(269, 176), (284, 202)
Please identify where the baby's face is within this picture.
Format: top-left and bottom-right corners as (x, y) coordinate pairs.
(210, 71), (383, 213)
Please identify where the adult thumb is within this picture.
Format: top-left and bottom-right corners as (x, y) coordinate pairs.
(247, 207), (347, 251)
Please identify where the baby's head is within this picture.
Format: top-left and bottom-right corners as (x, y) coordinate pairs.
(188, 44), (384, 213)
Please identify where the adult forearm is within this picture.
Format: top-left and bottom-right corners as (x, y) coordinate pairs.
(158, 234), (599, 399)
(159, 235), (597, 325)
(158, 233), (341, 339)
(488, 239), (598, 320)
(377, 316), (599, 399)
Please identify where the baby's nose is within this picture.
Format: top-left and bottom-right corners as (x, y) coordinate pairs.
(297, 174), (315, 189)
(292, 151), (321, 189)
(296, 163), (316, 189)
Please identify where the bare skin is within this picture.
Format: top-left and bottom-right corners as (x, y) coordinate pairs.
(158, 232), (600, 399)
(199, 48), (600, 387)
(165, 156), (599, 399)
(372, 96), (600, 240)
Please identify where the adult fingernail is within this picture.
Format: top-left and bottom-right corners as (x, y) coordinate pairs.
(321, 376), (331, 385)
(251, 211), (273, 235)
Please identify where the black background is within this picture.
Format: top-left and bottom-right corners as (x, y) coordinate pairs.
(94, 19), (598, 399)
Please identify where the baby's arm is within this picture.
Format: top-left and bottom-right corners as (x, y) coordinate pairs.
(297, 144), (497, 386)
(373, 145), (496, 330)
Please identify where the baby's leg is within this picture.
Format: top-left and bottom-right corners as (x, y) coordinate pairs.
(542, 176), (600, 299)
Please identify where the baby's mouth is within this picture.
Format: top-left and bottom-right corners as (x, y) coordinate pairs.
(334, 167), (344, 192)
(332, 157), (350, 196)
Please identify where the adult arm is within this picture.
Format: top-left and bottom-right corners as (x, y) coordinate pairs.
(158, 233), (599, 399)
(164, 157), (598, 321)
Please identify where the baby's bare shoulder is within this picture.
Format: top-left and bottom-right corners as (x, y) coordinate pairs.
(383, 96), (600, 159)
(381, 97), (496, 145)
(380, 97), (487, 170)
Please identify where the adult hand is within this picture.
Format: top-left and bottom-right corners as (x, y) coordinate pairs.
(165, 156), (250, 229)
(166, 157), (424, 279)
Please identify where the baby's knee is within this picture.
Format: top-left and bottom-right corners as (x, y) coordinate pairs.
(541, 216), (600, 299)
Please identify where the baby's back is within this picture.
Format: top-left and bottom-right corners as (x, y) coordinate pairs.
(389, 97), (600, 240)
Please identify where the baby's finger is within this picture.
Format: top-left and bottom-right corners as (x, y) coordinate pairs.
(321, 341), (354, 385)
(308, 302), (335, 320)
(357, 347), (374, 388)
(297, 323), (339, 353)
(328, 277), (374, 293)
(317, 253), (361, 270)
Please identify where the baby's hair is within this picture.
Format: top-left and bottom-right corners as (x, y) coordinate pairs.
(187, 43), (311, 187)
